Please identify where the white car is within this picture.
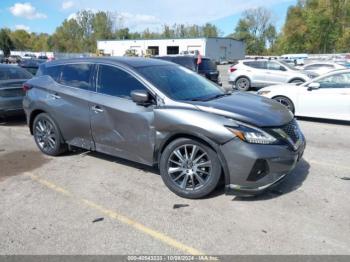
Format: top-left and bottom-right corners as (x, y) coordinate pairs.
(257, 69), (350, 121)
(228, 59), (313, 91)
(299, 62), (346, 76)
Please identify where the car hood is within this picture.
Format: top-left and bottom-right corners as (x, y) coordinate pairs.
(187, 92), (293, 127)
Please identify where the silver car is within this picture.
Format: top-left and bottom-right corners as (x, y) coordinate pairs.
(297, 62), (346, 76)
(229, 59), (313, 91)
(23, 57), (306, 199)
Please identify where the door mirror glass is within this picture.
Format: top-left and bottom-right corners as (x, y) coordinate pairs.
(131, 90), (151, 105)
(307, 82), (320, 90)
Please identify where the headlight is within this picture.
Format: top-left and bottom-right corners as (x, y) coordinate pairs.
(257, 90), (271, 96)
(226, 122), (277, 144)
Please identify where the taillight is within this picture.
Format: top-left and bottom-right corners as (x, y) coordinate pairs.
(229, 67), (237, 73)
(22, 83), (32, 92)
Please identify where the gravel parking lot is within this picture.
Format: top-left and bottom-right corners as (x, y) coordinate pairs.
(0, 115), (349, 255)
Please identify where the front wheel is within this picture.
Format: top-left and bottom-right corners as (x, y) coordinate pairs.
(159, 138), (222, 199)
(33, 113), (67, 156)
(273, 96), (295, 114)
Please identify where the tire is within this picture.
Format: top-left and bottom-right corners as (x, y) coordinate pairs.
(289, 79), (305, 85)
(235, 77), (251, 91)
(159, 138), (222, 199)
(273, 96), (295, 114)
(33, 113), (67, 156)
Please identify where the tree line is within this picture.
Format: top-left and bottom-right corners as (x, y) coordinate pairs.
(232, 0), (350, 55)
(1, 0), (349, 56)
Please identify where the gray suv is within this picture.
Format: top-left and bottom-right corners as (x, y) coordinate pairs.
(23, 57), (306, 199)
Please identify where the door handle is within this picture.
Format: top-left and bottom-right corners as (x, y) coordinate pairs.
(91, 105), (104, 113)
(50, 93), (61, 99)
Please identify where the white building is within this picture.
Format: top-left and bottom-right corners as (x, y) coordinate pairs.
(97, 37), (245, 63)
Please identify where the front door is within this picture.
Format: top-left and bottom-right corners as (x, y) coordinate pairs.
(89, 64), (156, 165)
(264, 61), (289, 84)
(298, 72), (350, 121)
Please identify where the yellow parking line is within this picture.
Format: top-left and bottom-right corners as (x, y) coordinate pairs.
(26, 173), (204, 256)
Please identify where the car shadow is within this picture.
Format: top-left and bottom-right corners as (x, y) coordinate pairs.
(62, 147), (310, 201)
(0, 115), (26, 126)
(232, 159), (310, 201)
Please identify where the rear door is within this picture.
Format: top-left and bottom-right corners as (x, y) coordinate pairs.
(243, 61), (267, 86)
(298, 72), (350, 120)
(89, 64), (156, 165)
(44, 63), (95, 149)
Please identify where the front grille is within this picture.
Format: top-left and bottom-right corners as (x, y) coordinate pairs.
(267, 119), (303, 150)
(281, 119), (301, 143)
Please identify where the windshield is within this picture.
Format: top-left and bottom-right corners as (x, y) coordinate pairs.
(198, 59), (217, 71)
(136, 65), (224, 101)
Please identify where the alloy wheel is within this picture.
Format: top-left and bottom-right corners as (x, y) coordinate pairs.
(236, 78), (250, 91)
(167, 144), (212, 191)
(274, 97), (294, 112)
(34, 119), (57, 152)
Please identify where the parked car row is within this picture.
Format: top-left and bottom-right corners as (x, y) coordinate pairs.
(227, 58), (349, 121)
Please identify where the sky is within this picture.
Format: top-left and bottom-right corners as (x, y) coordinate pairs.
(0, 0), (297, 35)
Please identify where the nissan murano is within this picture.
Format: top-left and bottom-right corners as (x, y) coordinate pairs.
(23, 57), (306, 199)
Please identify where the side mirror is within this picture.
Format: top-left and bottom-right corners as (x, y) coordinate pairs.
(131, 90), (151, 105)
(307, 82), (320, 91)
(280, 66), (287, 71)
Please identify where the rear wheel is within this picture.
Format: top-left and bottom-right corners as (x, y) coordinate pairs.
(33, 113), (67, 156)
(235, 77), (251, 91)
(273, 96), (295, 114)
(160, 138), (221, 199)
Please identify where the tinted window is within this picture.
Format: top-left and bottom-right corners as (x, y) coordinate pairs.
(317, 73), (350, 89)
(59, 64), (93, 90)
(198, 59), (217, 71)
(137, 65), (223, 101)
(267, 61), (283, 71)
(97, 65), (146, 98)
(172, 57), (196, 71)
(0, 66), (32, 80)
(243, 61), (266, 69)
(43, 65), (62, 81)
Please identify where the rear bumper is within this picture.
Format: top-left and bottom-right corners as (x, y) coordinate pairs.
(221, 137), (306, 196)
